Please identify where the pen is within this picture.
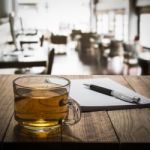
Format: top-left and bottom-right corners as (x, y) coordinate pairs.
(83, 84), (141, 104)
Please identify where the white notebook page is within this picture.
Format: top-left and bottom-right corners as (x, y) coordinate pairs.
(69, 78), (150, 111)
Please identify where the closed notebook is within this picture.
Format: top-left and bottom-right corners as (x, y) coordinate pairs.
(69, 78), (150, 112)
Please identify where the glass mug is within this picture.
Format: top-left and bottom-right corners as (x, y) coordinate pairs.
(13, 76), (81, 133)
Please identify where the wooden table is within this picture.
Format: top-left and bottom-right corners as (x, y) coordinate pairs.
(0, 75), (150, 150)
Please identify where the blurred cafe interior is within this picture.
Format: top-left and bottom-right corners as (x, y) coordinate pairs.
(0, 0), (150, 75)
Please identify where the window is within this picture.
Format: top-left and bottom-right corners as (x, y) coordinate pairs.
(97, 13), (109, 34)
(97, 10), (127, 41)
(18, 0), (91, 34)
(115, 14), (124, 40)
(140, 13), (150, 48)
(108, 11), (115, 33)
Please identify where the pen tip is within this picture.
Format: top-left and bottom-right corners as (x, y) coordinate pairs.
(83, 84), (89, 87)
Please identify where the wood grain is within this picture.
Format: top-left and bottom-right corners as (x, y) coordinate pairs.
(0, 75), (150, 145)
(108, 76), (150, 143)
(108, 108), (150, 143)
(4, 112), (117, 143)
(3, 75), (118, 143)
(0, 75), (18, 141)
(125, 76), (150, 98)
(62, 111), (118, 142)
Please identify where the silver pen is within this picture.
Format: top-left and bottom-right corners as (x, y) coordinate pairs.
(84, 84), (141, 104)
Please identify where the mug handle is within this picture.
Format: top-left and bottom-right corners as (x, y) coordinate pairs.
(63, 99), (81, 125)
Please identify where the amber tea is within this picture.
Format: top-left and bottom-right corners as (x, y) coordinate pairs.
(15, 85), (68, 129)
(13, 76), (81, 132)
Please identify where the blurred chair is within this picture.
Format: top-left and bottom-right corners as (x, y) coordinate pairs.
(109, 40), (124, 57)
(80, 32), (97, 51)
(107, 40), (124, 74)
(123, 43), (142, 75)
(45, 48), (55, 74)
(107, 56), (124, 74)
(76, 32), (99, 64)
(15, 48), (55, 75)
(8, 12), (43, 51)
(70, 29), (82, 40)
(78, 32), (98, 54)
(50, 34), (67, 55)
(123, 43), (138, 59)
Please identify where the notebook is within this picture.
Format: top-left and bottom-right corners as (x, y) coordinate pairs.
(69, 78), (150, 112)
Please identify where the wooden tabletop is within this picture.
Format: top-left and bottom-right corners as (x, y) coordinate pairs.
(0, 75), (150, 149)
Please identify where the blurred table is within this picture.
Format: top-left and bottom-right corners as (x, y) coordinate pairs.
(0, 75), (150, 150)
(138, 51), (150, 75)
(0, 48), (47, 68)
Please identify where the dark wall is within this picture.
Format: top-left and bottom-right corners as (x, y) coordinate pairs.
(0, 0), (12, 17)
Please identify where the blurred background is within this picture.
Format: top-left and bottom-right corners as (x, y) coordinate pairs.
(0, 0), (150, 75)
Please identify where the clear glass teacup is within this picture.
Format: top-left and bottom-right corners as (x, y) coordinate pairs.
(13, 75), (81, 133)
